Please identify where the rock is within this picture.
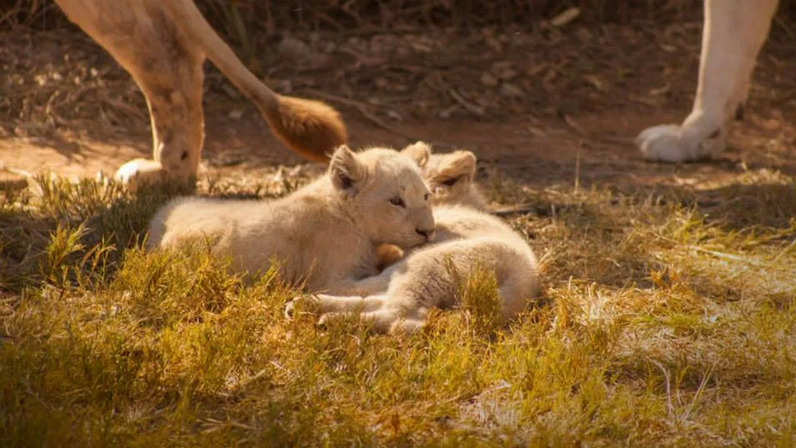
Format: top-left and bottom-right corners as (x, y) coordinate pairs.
(278, 36), (315, 64)
(480, 73), (499, 87)
(491, 61), (517, 81)
(499, 82), (525, 99)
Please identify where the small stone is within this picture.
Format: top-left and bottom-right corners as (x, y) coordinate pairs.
(480, 73), (499, 87)
(497, 68), (517, 81)
(278, 36), (314, 63)
(491, 61), (517, 81)
(386, 110), (404, 121)
(375, 78), (389, 90)
(499, 83), (525, 98)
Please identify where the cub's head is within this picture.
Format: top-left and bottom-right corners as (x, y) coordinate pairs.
(328, 144), (435, 248)
(404, 142), (487, 210)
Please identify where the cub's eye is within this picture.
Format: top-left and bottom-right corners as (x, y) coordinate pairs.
(440, 177), (459, 187)
(389, 196), (405, 207)
(424, 193), (430, 201)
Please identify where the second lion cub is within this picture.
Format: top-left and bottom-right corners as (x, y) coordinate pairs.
(288, 144), (541, 333)
(148, 145), (435, 293)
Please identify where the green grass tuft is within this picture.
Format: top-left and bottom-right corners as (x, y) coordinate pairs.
(454, 263), (505, 338)
(1, 168), (795, 446)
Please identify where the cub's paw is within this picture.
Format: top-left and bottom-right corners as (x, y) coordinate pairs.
(114, 158), (166, 188)
(317, 311), (353, 329)
(284, 294), (317, 319)
(636, 123), (725, 162)
(284, 298), (299, 319)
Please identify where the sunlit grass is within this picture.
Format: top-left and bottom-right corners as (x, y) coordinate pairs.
(1, 168), (795, 446)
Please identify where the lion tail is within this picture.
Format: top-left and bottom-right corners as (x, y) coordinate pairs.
(163, 0), (347, 161)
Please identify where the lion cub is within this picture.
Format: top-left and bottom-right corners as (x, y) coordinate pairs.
(148, 145), (435, 293)
(289, 144), (540, 333)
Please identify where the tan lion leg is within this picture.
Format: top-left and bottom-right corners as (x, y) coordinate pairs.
(56, 0), (349, 178)
(117, 49), (205, 185)
(55, 0), (205, 185)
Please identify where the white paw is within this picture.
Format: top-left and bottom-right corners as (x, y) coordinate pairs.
(636, 123), (725, 162)
(316, 311), (360, 329)
(316, 312), (337, 327)
(114, 159), (166, 188)
(284, 294), (317, 319)
(284, 301), (296, 319)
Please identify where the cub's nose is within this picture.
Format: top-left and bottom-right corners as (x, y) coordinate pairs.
(415, 227), (435, 242)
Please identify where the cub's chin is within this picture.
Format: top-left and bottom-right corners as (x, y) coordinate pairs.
(392, 232), (432, 249)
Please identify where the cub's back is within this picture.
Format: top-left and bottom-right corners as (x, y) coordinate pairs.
(147, 196), (257, 249)
(432, 205), (519, 243)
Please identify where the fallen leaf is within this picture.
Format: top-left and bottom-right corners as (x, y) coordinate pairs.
(584, 74), (606, 92)
(649, 84), (671, 96)
(550, 7), (580, 28)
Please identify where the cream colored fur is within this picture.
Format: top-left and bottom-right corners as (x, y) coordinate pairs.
(148, 145), (435, 293)
(374, 143), (488, 269)
(416, 144), (487, 210)
(54, 0), (347, 186)
(288, 144), (540, 333)
(637, 0), (779, 162)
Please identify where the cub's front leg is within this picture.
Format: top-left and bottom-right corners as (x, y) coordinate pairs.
(285, 293), (387, 318)
(285, 292), (427, 334)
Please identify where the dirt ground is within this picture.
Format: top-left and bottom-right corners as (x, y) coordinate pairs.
(1, 20), (795, 198)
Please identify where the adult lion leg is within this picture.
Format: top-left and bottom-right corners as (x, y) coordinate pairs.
(164, 0), (348, 162)
(115, 49), (205, 185)
(637, 0), (779, 162)
(55, 0), (206, 185)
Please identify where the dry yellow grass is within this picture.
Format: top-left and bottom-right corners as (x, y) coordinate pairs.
(1, 167), (795, 446)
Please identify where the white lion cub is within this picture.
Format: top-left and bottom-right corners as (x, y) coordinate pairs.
(148, 144), (436, 293)
(289, 143), (540, 333)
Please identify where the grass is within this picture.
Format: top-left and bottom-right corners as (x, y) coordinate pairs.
(1, 168), (795, 447)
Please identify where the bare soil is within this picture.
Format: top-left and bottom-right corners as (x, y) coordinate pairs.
(1, 21), (795, 197)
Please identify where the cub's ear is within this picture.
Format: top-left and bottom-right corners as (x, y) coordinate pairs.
(438, 150), (476, 182)
(329, 145), (364, 193)
(400, 141), (431, 168)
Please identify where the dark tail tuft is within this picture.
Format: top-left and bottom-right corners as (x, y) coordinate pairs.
(261, 95), (348, 162)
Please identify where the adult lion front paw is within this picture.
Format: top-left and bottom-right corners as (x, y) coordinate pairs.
(636, 122), (726, 163)
(114, 158), (167, 188)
